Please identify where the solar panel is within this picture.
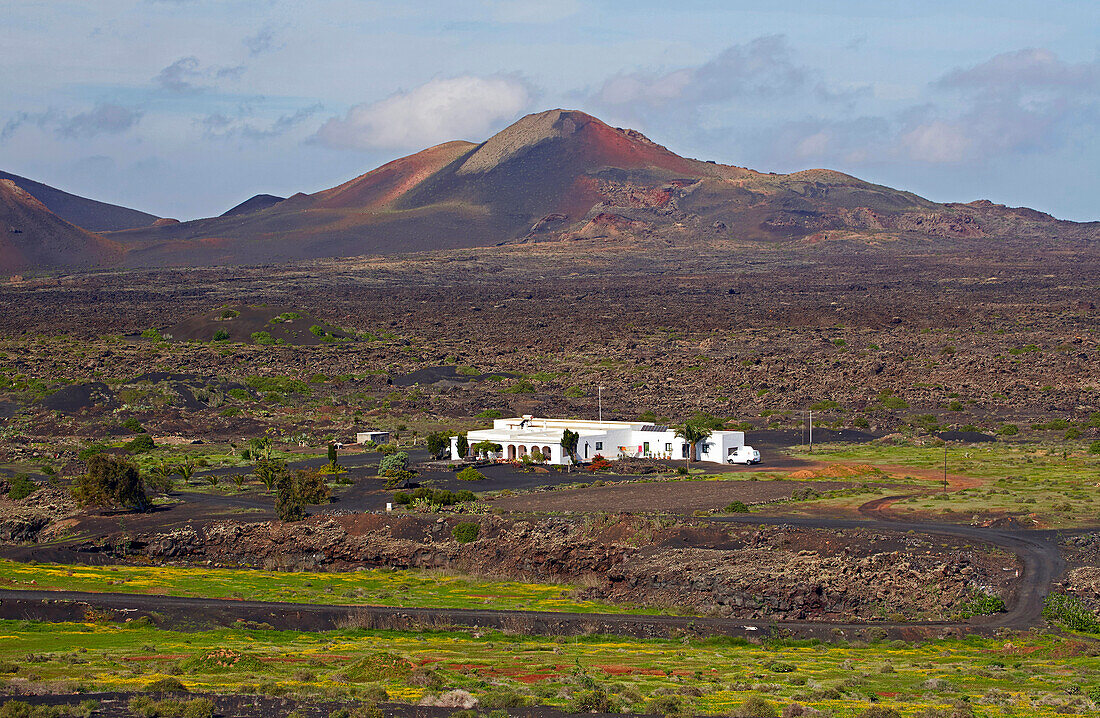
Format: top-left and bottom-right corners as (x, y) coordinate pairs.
(640, 424), (668, 432)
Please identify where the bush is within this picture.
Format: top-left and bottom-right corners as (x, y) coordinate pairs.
(452, 522), (480, 543)
(1089, 440), (1100, 455)
(220, 309), (240, 319)
(394, 488), (475, 507)
(1042, 592), (1100, 633)
(737, 694), (778, 717)
(71, 454), (150, 512)
(122, 417), (146, 433)
(564, 386), (585, 398)
(724, 501), (750, 513)
(568, 685), (613, 714)
(455, 467), (486, 482)
(475, 409), (503, 419)
(361, 685), (389, 702)
(646, 695), (684, 716)
(212, 329), (230, 341)
(8, 474), (37, 501)
(480, 688), (530, 709)
(146, 676), (188, 693)
(141, 328), (163, 340)
(378, 451), (410, 477)
(126, 434), (156, 453)
(250, 331), (277, 345)
(503, 379), (535, 394)
(856, 708), (901, 718)
(998, 423), (1019, 436)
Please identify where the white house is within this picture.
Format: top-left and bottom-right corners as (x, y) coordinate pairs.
(450, 415), (747, 465)
(356, 430), (390, 445)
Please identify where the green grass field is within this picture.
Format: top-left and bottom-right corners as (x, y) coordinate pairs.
(0, 620), (1096, 717)
(0, 560), (658, 615)
(791, 442), (1100, 527)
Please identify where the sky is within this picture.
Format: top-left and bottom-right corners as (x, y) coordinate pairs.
(2, 0), (1099, 221)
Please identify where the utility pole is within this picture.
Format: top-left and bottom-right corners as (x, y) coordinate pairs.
(808, 408), (813, 453)
(598, 385), (603, 423)
(943, 441), (948, 493)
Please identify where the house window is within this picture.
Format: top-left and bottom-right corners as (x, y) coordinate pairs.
(595, 442), (603, 450)
(702, 443), (712, 454)
(665, 443), (672, 452)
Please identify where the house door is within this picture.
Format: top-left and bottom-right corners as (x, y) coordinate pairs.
(681, 443), (689, 459)
(584, 442), (590, 459)
(643, 442), (650, 456)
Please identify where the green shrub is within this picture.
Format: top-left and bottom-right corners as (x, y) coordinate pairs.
(564, 386), (585, 398)
(219, 309), (240, 319)
(378, 452), (410, 477)
(724, 501), (750, 513)
(245, 376), (309, 394)
(360, 685), (389, 702)
(141, 329), (163, 341)
(737, 694), (778, 717)
(998, 423), (1019, 436)
(856, 708), (901, 718)
(568, 685), (613, 714)
(480, 688), (530, 709)
(146, 676), (188, 692)
(1089, 440), (1100, 455)
(475, 409), (503, 419)
(250, 331), (277, 345)
(451, 522), (480, 543)
(125, 434), (156, 453)
(959, 593), (1006, 618)
(8, 474), (37, 500)
(228, 388), (251, 401)
(309, 325), (326, 337)
(1042, 593), (1100, 633)
(880, 395), (909, 410)
(646, 695), (684, 716)
(455, 467), (486, 482)
(212, 329), (230, 342)
(122, 417), (146, 433)
(394, 488), (475, 507)
(809, 399), (840, 411)
(503, 379), (535, 394)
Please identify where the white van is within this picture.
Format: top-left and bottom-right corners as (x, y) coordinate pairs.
(727, 445), (761, 465)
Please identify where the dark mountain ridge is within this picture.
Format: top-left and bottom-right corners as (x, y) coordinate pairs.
(8, 109), (1100, 271)
(0, 170), (158, 232)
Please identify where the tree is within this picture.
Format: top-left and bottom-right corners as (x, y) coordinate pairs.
(177, 461), (196, 483)
(561, 429), (580, 468)
(426, 431), (450, 459)
(253, 458), (288, 493)
(146, 462), (176, 493)
(249, 436), (272, 461)
(71, 454), (150, 512)
(274, 469), (330, 522)
(327, 443), (338, 465)
(378, 451), (410, 476)
(455, 434), (469, 460)
(470, 441), (501, 459)
(674, 423), (712, 468)
(275, 472), (304, 522)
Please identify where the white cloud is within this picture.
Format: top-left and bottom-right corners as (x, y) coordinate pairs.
(315, 75), (531, 150)
(899, 121), (971, 163)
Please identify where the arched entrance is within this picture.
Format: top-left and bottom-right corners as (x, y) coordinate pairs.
(507, 445), (517, 461)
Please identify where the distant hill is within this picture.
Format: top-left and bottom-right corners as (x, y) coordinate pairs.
(10, 109), (1100, 270)
(0, 170), (158, 232)
(0, 179), (121, 273)
(220, 194), (286, 217)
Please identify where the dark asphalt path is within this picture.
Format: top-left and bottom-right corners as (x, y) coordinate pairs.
(0, 587), (1010, 641)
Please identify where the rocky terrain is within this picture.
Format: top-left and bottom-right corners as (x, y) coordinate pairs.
(86, 513), (1017, 622)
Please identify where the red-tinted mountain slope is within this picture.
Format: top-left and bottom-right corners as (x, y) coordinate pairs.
(0, 180), (121, 273)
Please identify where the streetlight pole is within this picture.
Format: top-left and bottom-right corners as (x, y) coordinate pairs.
(808, 409), (813, 453)
(598, 385), (603, 423)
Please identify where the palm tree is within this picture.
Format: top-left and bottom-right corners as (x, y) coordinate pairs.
(674, 424), (712, 470)
(561, 429), (579, 470)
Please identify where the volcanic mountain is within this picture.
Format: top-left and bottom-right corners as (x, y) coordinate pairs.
(0, 170), (158, 232)
(18, 109), (1100, 269)
(0, 179), (121, 273)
